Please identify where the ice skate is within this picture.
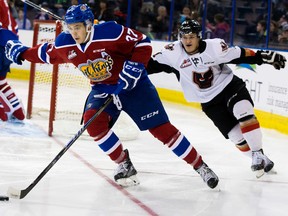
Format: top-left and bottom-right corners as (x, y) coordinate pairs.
(114, 149), (139, 187)
(251, 149), (275, 178)
(195, 162), (219, 189)
(7, 114), (25, 125)
(263, 153), (276, 174)
(0, 105), (7, 121)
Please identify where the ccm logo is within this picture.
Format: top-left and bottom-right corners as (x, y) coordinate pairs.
(141, 110), (159, 120)
(125, 65), (142, 72)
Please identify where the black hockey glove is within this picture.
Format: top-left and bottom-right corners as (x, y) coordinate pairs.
(257, 50), (286, 70)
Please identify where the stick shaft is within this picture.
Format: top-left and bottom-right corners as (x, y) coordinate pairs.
(21, 0), (63, 20)
(15, 96), (113, 199)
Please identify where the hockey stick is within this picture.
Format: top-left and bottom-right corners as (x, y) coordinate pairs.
(7, 95), (114, 199)
(20, 0), (63, 20)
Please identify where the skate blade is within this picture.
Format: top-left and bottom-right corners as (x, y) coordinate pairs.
(255, 169), (265, 178)
(7, 117), (25, 125)
(265, 168), (277, 175)
(116, 175), (140, 187)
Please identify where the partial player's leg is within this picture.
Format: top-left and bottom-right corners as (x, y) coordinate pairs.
(0, 45), (25, 121)
(0, 78), (25, 121)
(202, 77), (274, 178)
(0, 102), (8, 121)
(149, 122), (219, 189)
(83, 92), (139, 187)
(122, 79), (218, 189)
(228, 124), (274, 175)
(232, 99), (274, 177)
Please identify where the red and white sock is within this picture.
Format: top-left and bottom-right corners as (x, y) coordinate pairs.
(0, 103), (8, 121)
(0, 78), (25, 120)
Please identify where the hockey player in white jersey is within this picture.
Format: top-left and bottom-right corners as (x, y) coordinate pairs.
(147, 19), (286, 178)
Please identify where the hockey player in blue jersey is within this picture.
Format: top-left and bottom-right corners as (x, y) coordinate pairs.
(0, 0), (25, 122)
(5, 4), (219, 188)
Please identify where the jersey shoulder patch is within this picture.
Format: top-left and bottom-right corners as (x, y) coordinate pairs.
(204, 39), (228, 54)
(93, 21), (123, 40)
(162, 41), (182, 53)
(55, 32), (76, 47)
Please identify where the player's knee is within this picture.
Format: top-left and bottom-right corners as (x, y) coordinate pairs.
(233, 100), (254, 120)
(149, 122), (179, 146)
(84, 109), (110, 140)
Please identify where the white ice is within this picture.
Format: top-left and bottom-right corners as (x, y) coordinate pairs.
(0, 80), (288, 216)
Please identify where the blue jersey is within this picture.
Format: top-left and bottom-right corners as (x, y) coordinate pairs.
(0, 28), (18, 75)
(20, 21), (170, 131)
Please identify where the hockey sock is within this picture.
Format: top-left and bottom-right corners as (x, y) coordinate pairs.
(149, 122), (203, 169)
(235, 140), (252, 158)
(94, 130), (126, 163)
(0, 79), (25, 120)
(233, 100), (262, 151)
(227, 124), (252, 157)
(170, 132), (203, 169)
(0, 103), (8, 121)
(84, 109), (126, 163)
(239, 115), (263, 151)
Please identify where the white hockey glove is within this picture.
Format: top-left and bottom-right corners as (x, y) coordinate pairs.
(117, 61), (144, 93)
(257, 50), (286, 70)
(5, 40), (29, 65)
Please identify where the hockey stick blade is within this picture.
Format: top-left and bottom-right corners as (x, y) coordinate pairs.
(7, 96), (113, 199)
(7, 187), (22, 199)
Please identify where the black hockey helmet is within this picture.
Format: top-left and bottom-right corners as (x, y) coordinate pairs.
(179, 19), (202, 38)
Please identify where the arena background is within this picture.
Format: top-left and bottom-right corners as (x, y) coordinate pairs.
(8, 0), (288, 135)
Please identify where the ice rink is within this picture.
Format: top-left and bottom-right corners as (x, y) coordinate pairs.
(0, 80), (288, 216)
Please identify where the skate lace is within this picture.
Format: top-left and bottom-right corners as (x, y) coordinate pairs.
(115, 160), (130, 175)
(252, 151), (264, 165)
(197, 165), (213, 182)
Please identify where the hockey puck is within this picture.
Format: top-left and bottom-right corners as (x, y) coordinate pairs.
(0, 196), (9, 201)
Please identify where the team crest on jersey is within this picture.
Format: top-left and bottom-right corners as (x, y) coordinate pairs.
(80, 4), (88, 11)
(78, 54), (113, 81)
(164, 43), (174, 50)
(180, 58), (192, 68)
(68, 50), (77, 59)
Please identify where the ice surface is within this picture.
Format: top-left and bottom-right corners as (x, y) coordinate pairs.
(0, 80), (288, 216)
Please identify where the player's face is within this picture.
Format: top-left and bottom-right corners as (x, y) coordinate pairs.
(181, 33), (200, 55)
(67, 22), (88, 44)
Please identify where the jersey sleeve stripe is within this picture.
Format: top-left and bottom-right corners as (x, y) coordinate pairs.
(38, 43), (50, 63)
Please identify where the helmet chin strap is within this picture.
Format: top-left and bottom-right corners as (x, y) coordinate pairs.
(83, 24), (92, 43)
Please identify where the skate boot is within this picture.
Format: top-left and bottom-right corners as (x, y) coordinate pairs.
(263, 154), (275, 174)
(251, 149), (274, 178)
(195, 162), (219, 189)
(0, 104), (7, 121)
(114, 149), (139, 187)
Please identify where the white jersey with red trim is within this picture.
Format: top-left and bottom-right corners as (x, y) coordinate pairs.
(152, 39), (242, 103)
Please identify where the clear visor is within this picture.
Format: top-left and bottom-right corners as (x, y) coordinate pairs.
(63, 20), (93, 34)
